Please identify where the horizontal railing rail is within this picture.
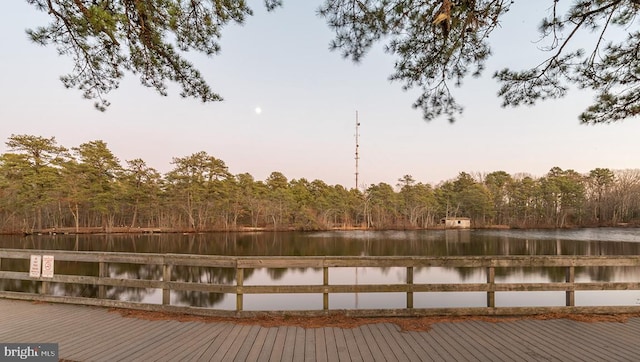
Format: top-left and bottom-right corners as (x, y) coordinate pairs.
(1, 249), (640, 317)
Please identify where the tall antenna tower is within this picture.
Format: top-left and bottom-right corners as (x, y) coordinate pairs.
(355, 111), (360, 190)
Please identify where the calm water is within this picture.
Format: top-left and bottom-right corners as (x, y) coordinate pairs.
(1, 228), (639, 310)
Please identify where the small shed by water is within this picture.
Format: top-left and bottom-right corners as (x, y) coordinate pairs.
(440, 217), (471, 229)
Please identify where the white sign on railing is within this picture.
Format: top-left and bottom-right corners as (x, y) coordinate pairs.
(29, 255), (42, 278)
(28, 255), (55, 278)
(42, 255), (54, 278)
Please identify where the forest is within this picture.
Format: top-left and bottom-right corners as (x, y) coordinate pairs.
(1, 134), (639, 234)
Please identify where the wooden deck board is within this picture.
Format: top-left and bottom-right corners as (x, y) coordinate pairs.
(241, 326), (270, 362)
(228, 324), (261, 362)
(614, 319), (640, 357)
(322, 327), (340, 362)
(157, 322), (229, 361)
(313, 327), (328, 362)
(268, 326), (289, 361)
(256, 327), (279, 361)
(620, 318), (640, 340)
(513, 319), (595, 362)
(547, 319), (631, 361)
(123, 320), (202, 361)
(366, 323), (404, 361)
(350, 326), (375, 362)
(69, 321), (150, 360)
(280, 325), (297, 361)
(521, 319), (596, 361)
(180, 323), (234, 361)
(332, 327), (351, 361)
(2, 299), (640, 361)
(491, 319), (561, 361)
(551, 318), (622, 361)
(54, 312), (152, 359)
(100, 320), (187, 361)
(59, 311), (131, 346)
(221, 324), (252, 360)
(292, 327), (308, 361)
(380, 323), (425, 362)
(576, 319), (640, 361)
(342, 328), (363, 362)
(410, 327), (457, 362)
(419, 323), (470, 361)
(357, 323), (387, 361)
(403, 331), (440, 362)
(303, 326), (316, 362)
(1, 303), (99, 342)
(437, 321), (499, 361)
(463, 320), (539, 362)
(64, 318), (155, 359)
(436, 321), (497, 361)
(198, 323), (243, 361)
(212, 324), (252, 362)
(376, 323), (413, 361)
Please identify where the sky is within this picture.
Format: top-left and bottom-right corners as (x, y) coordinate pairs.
(1, 1), (639, 189)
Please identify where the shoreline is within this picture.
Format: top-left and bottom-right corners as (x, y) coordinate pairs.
(3, 223), (637, 236)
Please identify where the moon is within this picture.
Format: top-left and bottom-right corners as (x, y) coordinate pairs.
(254, 107), (262, 115)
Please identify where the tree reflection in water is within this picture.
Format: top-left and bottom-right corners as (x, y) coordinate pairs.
(2, 228), (640, 308)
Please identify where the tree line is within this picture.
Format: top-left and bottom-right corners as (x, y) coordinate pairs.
(1, 134), (639, 233)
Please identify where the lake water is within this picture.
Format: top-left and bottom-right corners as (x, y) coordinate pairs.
(1, 228), (639, 310)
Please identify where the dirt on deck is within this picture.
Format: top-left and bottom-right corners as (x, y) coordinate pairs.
(110, 308), (640, 332)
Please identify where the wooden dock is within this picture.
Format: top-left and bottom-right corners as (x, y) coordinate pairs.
(1, 299), (639, 361)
